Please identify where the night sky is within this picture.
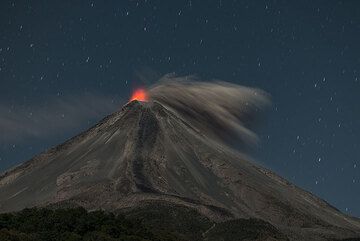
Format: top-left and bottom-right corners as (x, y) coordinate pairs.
(1, 1), (359, 216)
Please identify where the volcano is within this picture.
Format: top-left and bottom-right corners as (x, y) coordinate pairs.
(0, 100), (359, 240)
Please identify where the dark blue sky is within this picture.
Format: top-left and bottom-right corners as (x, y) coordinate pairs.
(0, 1), (359, 216)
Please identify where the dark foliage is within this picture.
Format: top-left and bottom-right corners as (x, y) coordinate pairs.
(122, 202), (213, 241)
(0, 204), (292, 241)
(204, 218), (289, 241)
(0, 207), (165, 241)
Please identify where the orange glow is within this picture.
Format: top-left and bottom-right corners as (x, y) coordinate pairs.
(130, 88), (148, 102)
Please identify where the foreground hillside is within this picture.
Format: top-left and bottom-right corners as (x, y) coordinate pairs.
(1, 202), (359, 241)
(0, 203), (290, 241)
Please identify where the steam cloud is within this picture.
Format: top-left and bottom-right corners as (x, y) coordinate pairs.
(148, 74), (270, 146)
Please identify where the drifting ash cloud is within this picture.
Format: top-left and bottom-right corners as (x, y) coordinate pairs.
(148, 74), (270, 147)
(0, 93), (120, 144)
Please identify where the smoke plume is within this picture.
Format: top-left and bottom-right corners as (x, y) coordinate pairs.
(148, 74), (270, 146)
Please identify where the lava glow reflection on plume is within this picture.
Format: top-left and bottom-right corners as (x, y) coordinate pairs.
(130, 88), (148, 102)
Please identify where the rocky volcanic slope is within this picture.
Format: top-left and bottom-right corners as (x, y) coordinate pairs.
(0, 100), (359, 241)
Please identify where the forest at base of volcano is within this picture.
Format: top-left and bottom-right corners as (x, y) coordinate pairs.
(0, 201), (287, 241)
(0, 202), (357, 241)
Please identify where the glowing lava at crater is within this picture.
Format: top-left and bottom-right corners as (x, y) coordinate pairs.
(130, 88), (148, 102)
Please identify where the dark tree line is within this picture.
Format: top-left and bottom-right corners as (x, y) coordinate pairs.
(0, 207), (177, 241)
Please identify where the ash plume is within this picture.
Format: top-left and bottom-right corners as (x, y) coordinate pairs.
(148, 74), (270, 147)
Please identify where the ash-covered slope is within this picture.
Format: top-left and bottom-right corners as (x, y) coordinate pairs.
(0, 100), (359, 240)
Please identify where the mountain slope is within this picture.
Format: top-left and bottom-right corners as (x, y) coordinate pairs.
(0, 100), (359, 240)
